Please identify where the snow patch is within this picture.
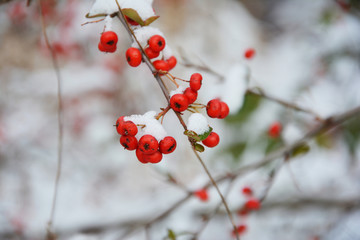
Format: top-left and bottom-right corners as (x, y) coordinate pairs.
(187, 113), (210, 135)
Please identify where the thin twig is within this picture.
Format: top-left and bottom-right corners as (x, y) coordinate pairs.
(38, 0), (64, 239)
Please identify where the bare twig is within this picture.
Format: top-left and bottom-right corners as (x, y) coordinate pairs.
(38, 0), (64, 239)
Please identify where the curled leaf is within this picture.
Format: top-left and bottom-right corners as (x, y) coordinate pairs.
(194, 143), (205, 152)
(290, 143), (310, 158)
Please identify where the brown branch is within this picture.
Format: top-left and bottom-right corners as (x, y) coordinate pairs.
(38, 0), (64, 239)
(114, 2), (239, 239)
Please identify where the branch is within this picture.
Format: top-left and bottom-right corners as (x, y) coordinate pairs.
(38, 0), (64, 239)
(114, 2), (239, 239)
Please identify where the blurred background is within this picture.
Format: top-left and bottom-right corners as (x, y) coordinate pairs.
(0, 0), (360, 239)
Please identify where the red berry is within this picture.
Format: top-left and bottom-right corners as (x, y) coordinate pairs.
(125, 15), (139, 26)
(143, 150), (163, 164)
(202, 132), (220, 148)
(194, 189), (209, 202)
(153, 60), (170, 72)
(242, 186), (253, 196)
(166, 56), (177, 70)
(237, 208), (249, 216)
(206, 99), (221, 118)
(183, 87), (198, 104)
(218, 101), (230, 119)
(189, 73), (202, 91)
(136, 148), (148, 164)
(159, 136), (177, 154)
(120, 135), (138, 151)
(100, 31), (118, 51)
(117, 121), (138, 136)
(98, 42), (106, 52)
(245, 198), (261, 210)
(232, 224), (247, 236)
(244, 48), (255, 59)
(115, 116), (125, 134)
(170, 94), (189, 112)
(126, 47), (142, 67)
(268, 121), (282, 138)
(138, 134), (159, 154)
(145, 47), (160, 59)
(148, 35), (166, 52)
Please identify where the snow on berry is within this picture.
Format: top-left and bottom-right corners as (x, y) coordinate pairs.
(187, 113), (209, 135)
(169, 86), (185, 98)
(88, 0), (156, 23)
(125, 111), (167, 141)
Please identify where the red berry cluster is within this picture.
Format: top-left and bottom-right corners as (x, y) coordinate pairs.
(169, 73), (202, 112)
(124, 34), (177, 71)
(98, 31), (118, 53)
(206, 98), (229, 119)
(116, 116), (177, 164)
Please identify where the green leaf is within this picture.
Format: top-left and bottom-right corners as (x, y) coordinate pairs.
(122, 8), (159, 26)
(194, 143), (205, 152)
(198, 127), (213, 141)
(290, 143), (310, 158)
(184, 130), (201, 142)
(342, 116), (360, 155)
(225, 92), (262, 124)
(315, 133), (333, 149)
(167, 229), (176, 240)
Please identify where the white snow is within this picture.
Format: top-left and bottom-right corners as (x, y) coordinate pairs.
(169, 86), (185, 98)
(187, 113), (210, 135)
(125, 111), (167, 141)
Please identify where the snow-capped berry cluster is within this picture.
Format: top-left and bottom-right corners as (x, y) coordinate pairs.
(116, 114), (177, 164)
(98, 31), (118, 53)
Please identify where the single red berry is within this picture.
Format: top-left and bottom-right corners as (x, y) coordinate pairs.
(189, 73), (202, 91)
(237, 208), (249, 216)
(183, 87), (198, 104)
(166, 56), (177, 70)
(245, 198), (261, 210)
(232, 224), (247, 237)
(115, 116), (125, 134)
(202, 132), (220, 148)
(145, 47), (160, 59)
(148, 35), (166, 52)
(194, 189), (209, 202)
(242, 186), (253, 196)
(125, 15), (139, 26)
(98, 42), (106, 52)
(126, 47), (142, 67)
(153, 60), (170, 72)
(159, 136), (177, 154)
(268, 121), (282, 138)
(143, 150), (163, 164)
(120, 135), (138, 151)
(136, 148), (148, 164)
(206, 99), (221, 118)
(100, 31), (118, 51)
(138, 134), (159, 155)
(170, 94), (189, 112)
(117, 121), (138, 136)
(244, 48), (255, 59)
(218, 101), (230, 119)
